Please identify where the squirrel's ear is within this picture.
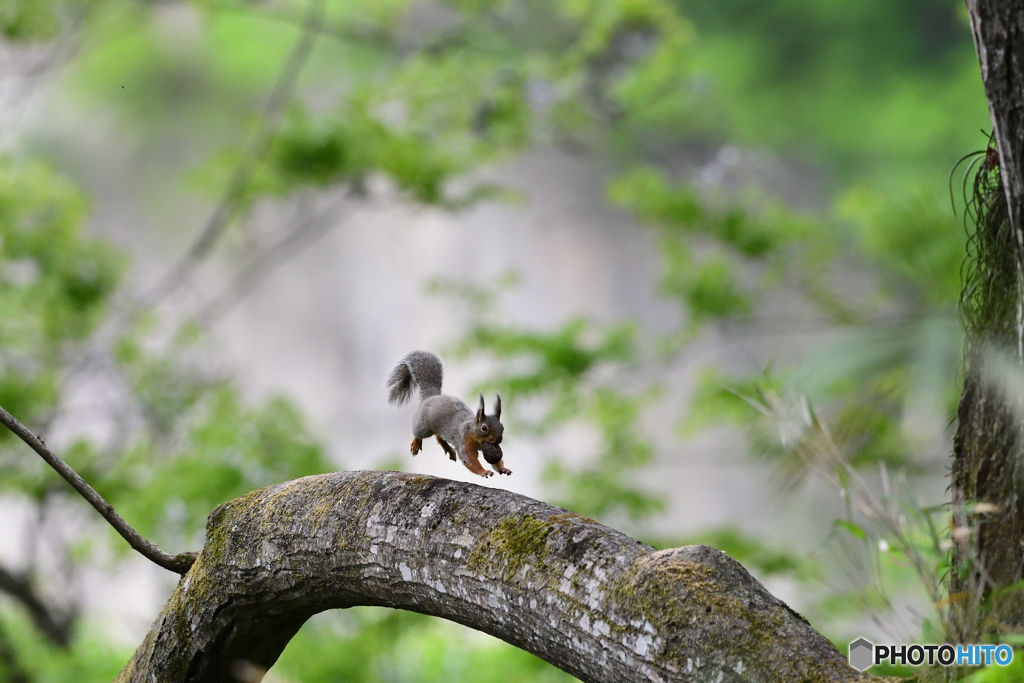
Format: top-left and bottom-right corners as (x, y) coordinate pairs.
(476, 393), (485, 423)
(494, 393), (501, 420)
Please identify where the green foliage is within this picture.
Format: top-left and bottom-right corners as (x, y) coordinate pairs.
(609, 167), (802, 257)
(682, 367), (780, 435)
(435, 277), (662, 521)
(594, 3), (980, 536)
(0, 610), (130, 683)
(959, 142), (1017, 352)
(967, 653), (1024, 682)
(0, 159), (122, 342)
(461, 320), (664, 520)
(0, 0), (1001, 676)
(102, 327), (333, 547)
(839, 183), (964, 304)
(453, 317), (635, 401)
(1, 0), (61, 42)
(608, 167), (816, 326)
(71, 5), (302, 136)
(112, 386), (331, 545)
(686, 359), (930, 482)
(541, 385), (660, 520)
(272, 609), (577, 683)
(0, 158), (123, 495)
(0, 155), (331, 670)
(681, 0), (986, 177)
(615, 138), (965, 514)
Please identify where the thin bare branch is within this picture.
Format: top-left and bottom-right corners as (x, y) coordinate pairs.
(194, 189), (357, 327)
(0, 406), (196, 575)
(141, 0), (328, 308)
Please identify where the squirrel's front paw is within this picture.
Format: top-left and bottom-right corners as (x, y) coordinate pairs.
(480, 470), (494, 478)
(498, 467), (512, 476)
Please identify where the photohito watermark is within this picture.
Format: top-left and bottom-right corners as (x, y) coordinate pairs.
(848, 638), (1014, 671)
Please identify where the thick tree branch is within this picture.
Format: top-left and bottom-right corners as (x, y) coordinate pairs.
(0, 406), (195, 575)
(118, 471), (870, 683)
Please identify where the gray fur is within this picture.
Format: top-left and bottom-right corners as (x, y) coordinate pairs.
(387, 350), (444, 405)
(414, 395), (474, 446)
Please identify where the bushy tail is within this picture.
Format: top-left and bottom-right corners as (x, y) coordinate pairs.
(387, 350), (444, 405)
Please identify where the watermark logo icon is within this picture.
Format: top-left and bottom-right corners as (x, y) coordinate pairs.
(849, 639), (1014, 670)
(848, 638), (873, 671)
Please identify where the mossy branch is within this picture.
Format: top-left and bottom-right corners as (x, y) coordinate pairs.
(117, 471), (878, 683)
(0, 405), (196, 575)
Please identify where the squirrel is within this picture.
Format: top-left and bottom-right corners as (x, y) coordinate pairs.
(387, 350), (510, 478)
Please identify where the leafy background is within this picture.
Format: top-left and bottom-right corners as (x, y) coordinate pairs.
(0, 0), (1003, 680)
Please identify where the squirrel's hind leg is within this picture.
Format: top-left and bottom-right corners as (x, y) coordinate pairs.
(411, 438), (423, 456)
(435, 436), (457, 461)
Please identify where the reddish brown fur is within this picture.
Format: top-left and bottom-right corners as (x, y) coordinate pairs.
(436, 435), (457, 461)
(460, 434), (491, 476)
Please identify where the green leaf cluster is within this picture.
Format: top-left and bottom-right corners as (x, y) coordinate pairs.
(0, 610), (129, 683)
(440, 295), (662, 521)
(610, 167), (815, 324)
(682, 0), (985, 177)
(1, 0), (61, 42)
(0, 156), (332, 670)
(0, 158), (123, 495)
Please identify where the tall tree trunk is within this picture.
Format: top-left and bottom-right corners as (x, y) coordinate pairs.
(953, 0), (1024, 641)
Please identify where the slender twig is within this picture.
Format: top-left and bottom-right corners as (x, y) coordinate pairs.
(141, 0), (328, 308)
(194, 189), (356, 327)
(0, 406), (196, 575)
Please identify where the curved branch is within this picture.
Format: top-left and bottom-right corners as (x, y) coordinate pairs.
(0, 406), (195, 575)
(117, 471), (870, 683)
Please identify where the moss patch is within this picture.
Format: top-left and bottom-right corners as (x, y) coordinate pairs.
(609, 557), (865, 682)
(468, 514), (553, 580)
(547, 511), (597, 526)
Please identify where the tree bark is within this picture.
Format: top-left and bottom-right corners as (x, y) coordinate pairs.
(966, 1), (1024, 239)
(953, 1), (1024, 639)
(116, 471), (868, 683)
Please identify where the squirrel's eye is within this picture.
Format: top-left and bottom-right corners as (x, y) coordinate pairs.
(481, 424), (488, 432)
